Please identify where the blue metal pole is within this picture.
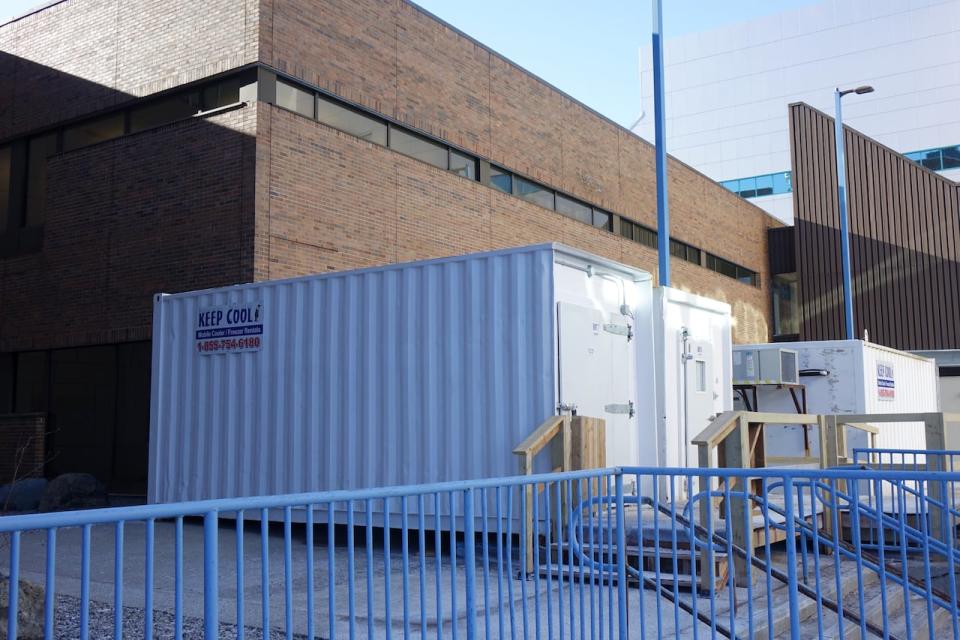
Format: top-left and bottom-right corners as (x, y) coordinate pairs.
(204, 511), (219, 639)
(652, 0), (670, 287)
(834, 89), (855, 339)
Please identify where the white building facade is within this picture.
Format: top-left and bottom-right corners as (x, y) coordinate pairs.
(634, 0), (960, 224)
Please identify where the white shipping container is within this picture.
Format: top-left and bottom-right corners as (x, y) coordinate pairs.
(733, 340), (939, 460)
(148, 244), (662, 504)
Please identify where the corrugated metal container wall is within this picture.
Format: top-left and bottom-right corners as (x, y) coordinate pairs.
(861, 343), (940, 451)
(149, 246), (557, 503)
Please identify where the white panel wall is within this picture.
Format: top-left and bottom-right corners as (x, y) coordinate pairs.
(635, 0), (960, 223)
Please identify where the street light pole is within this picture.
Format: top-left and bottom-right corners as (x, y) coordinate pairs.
(652, 0), (670, 287)
(833, 85), (873, 340)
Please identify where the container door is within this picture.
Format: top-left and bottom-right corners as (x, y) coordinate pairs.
(557, 303), (635, 467)
(682, 339), (713, 469)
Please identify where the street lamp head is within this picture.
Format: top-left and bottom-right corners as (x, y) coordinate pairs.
(838, 85), (875, 98)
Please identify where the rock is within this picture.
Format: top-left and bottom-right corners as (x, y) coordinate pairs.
(38, 473), (108, 512)
(0, 571), (44, 639)
(0, 478), (48, 513)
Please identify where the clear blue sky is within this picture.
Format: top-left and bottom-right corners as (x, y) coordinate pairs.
(4, 0), (820, 128)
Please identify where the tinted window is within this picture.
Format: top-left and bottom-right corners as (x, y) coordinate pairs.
(202, 73), (258, 111)
(0, 145), (10, 234)
(944, 146), (960, 170)
(317, 96), (387, 145)
(515, 176), (554, 209)
(490, 167), (512, 194)
(592, 208), (611, 230)
(276, 81), (314, 118)
(389, 128), (447, 169)
(130, 91), (201, 133)
(555, 194), (592, 224)
(755, 174), (774, 197)
(25, 133), (58, 227)
(449, 150), (477, 180)
(620, 219), (657, 248)
(63, 113), (125, 152)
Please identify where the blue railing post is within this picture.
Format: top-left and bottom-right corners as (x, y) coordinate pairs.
(614, 474), (628, 639)
(464, 488), (477, 640)
(203, 510), (219, 639)
(783, 476), (801, 639)
(7, 530), (20, 640)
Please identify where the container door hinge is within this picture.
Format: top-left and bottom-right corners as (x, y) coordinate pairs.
(604, 401), (635, 418)
(603, 323), (633, 341)
(557, 402), (578, 415)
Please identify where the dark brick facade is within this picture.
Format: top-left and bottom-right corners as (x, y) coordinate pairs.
(0, 413), (46, 485)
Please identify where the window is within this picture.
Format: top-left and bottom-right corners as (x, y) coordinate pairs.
(130, 91), (201, 133)
(671, 239), (701, 265)
(707, 253), (759, 286)
(275, 81), (314, 118)
(555, 193), (592, 224)
(449, 150), (477, 180)
(722, 171), (793, 199)
(772, 272), (799, 337)
(515, 176), (554, 209)
(0, 145), (10, 234)
(906, 144), (960, 172)
(755, 174), (774, 197)
(696, 360), (706, 392)
(737, 176), (757, 199)
(25, 133), (58, 227)
(63, 113), (125, 152)
(592, 208), (611, 230)
(317, 96), (387, 146)
(389, 128), (447, 169)
(620, 218), (657, 249)
(201, 72), (257, 111)
(490, 166), (512, 194)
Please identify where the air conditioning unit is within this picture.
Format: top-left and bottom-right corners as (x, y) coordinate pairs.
(733, 346), (799, 385)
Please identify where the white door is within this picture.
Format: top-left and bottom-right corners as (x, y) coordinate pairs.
(682, 339), (714, 469)
(557, 303), (635, 467)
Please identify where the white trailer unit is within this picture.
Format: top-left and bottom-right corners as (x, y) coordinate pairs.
(148, 244), (660, 503)
(733, 340), (939, 458)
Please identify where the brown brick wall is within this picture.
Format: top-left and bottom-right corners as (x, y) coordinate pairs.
(0, 0), (259, 140)
(260, 0), (780, 342)
(258, 106), (772, 343)
(0, 413), (46, 485)
(0, 105), (258, 352)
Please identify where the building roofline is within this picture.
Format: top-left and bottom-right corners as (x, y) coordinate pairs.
(789, 100), (960, 191)
(0, 0), (67, 28)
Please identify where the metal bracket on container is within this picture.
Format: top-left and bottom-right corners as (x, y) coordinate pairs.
(604, 401), (635, 418)
(603, 323), (633, 341)
(557, 402), (578, 416)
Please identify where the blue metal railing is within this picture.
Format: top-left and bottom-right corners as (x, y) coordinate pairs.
(2, 465), (960, 639)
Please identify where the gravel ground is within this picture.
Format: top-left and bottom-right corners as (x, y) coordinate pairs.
(52, 594), (311, 639)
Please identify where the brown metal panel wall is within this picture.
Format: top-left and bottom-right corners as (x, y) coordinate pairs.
(768, 226), (796, 274)
(789, 102), (960, 351)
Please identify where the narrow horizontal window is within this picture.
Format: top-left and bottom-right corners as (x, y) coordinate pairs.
(276, 80), (315, 119)
(707, 253), (758, 286)
(130, 91), (201, 133)
(63, 112), (125, 152)
(449, 150), (477, 180)
(317, 96), (387, 146)
(620, 218), (657, 249)
(592, 208), (611, 230)
(389, 128), (447, 169)
(489, 166), (512, 194)
(515, 176), (554, 209)
(555, 194), (592, 224)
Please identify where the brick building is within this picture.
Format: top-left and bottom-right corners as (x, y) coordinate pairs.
(0, 0), (780, 491)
